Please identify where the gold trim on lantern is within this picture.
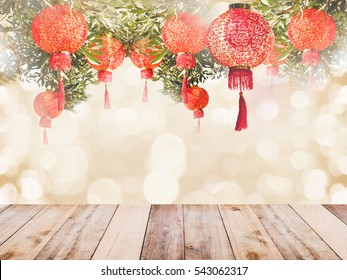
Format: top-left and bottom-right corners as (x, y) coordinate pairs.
(229, 66), (251, 70)
(229, 3), (251, 10)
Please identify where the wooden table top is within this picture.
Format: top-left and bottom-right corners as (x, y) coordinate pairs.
(0, 204), (346, 260)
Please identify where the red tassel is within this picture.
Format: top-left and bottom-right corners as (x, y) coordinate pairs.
(43, 127), (48, 145)
(39, 117), (51, 128)
(182, 73), (188, 104)
(302, 50), (321, 66)
(194, 109), (204, 134)
(104, 84), (111, 110)
(176, 53), (195, 69)
(98, 70), (113, 83)
(142, 80), (148, 103)
(228, 67), (253, 92)
(58, 74), (65, 111)
(49, 52), (71, 71)
(235, 92), (248, 132)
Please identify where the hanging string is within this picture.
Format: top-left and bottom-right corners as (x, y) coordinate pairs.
(43, 127), (48, 145)
(142, 80), (148, 103)
(196, 118), (201, 134)
(104, 84), (111, 110)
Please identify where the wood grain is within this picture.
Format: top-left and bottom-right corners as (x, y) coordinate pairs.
(324, 205), (347, 225)
(219, 205), (284, 260)
(291, 204), (347, 260)
(0, 204), (45, 246)
(93, 205), (151, 260)
(0, 205), (77, 260)
(184, 205), (234, 260)
(252, 205), (340, 260)
(141, 205), (184, 260)
(0, 205), (11, 213)
(36, 205), (117, 260)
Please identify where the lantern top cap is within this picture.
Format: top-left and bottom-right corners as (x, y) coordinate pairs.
(229, 3), (251, 10)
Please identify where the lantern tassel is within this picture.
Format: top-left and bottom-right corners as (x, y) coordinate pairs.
(229, 68), (253, 92)
(235, 92), (248, 132)
(58, 74), (65, 111)
(142, 80), (148, 103)
(182, 73), (188, 104)
(193, 109), (204, 134)
(43, 127), (48, 145)
(104, 84), (111, 110)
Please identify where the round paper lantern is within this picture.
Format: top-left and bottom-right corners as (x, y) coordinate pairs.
(185, 86), (209, 133)
(88, 35), (125, 109)
(208, 4), (274, 131)
(129, 39), (163, 103)
(32, 4), (88, 110)
(263, 43), (289, 76)
(162, 12), (209, 103)
(288, 8), (336, 66)
(34, 91), (63, 145)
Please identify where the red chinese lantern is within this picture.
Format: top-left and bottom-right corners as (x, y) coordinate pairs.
(32, 4), (88, 111)
(185, 86), (209, 133)
(208, 4), (274, 131)
(288, 8), (336, 67)
(162, 12), (209, 103)
(87, 35), (126, 109)
(34, 91), (63, 145)
(129, 39), (163, 103)
(263, 44), (289, 76)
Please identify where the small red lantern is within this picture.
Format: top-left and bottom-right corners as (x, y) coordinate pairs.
(288, 8), (336, 67)
(185, 86), (209, 133)
(34, 91), (63, 145)
(87, 35), (126, 109)
(32, 4), (88, 111)
(208, 4), (274, 131)
(162, 12), (209, 103)
(129, 39), (163, 103)
(263, 44), (289, 76)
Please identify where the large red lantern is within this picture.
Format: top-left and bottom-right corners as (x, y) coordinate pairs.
(129, 39), (163, 103)
(162, 12), (209, 103)
(32, 4), (88, 110)
(263, 44), (289, 76)
(34, 91), (63, 145)
(87, 35), (126, 109)
(288, 8), (336, 67)
(208, 4), (274, 131)
(185, 86), (209, 133)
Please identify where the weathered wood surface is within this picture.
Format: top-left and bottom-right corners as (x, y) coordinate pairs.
(184, 205), (234, 260)
(219, 205), (284, 260)
(141, 205), (184, 260)
(0, 204), (346, 260)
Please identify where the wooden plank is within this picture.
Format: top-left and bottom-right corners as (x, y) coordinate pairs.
(36, 205), (117, 260)
(324, 205), (347, 225)
(92, 205), (151, 260)
(219, 205), (284, 260)
(0, 205), (11, 213)
(0, 204), (45, 246)
(291, 204), (347, 260)
(0, 205), (77, 260)
(252, 205), (340, 260)
(141, 205), (184, 260)
(184, 205), (234, 260)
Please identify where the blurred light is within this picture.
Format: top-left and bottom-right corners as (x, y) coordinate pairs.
(339, 85), (347, 104)
(0, 85), (8, 104)
(0, 156), (9, 175)
(290, 151), (310, 170)
(0, 183), (17, 204)
(256, 139), (279, 161)
(144, 170), (179, 203)
(38, 150), (57, 170)
(20, 177), (43, 201)
(256, 99), (279, 121)
(331, 188), (347, 203)
(303, 169), (328, 201)
(257, 174), (294, 196)
(149, 134), (186, 178)
(290, 90), (310, 109)
(338, 156), (347, 175)
(124, 66), (142, 86)
(88, 178), (122, 204)
(222, 158), (241, 177)
(209, 108), (233, 127)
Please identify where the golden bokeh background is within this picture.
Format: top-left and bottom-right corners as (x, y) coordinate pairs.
(1, 1), (347, 204)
